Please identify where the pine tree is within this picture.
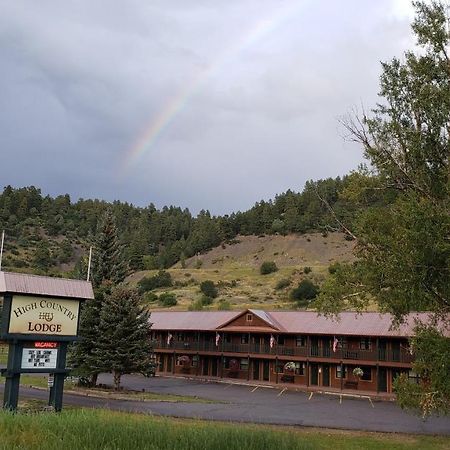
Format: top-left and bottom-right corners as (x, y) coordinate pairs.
(68, 284), (112, 387)
(91, 209), (128, 288)
(93, 287), (153, 390)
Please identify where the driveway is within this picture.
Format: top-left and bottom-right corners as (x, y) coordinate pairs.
(2, 374), (450, 435)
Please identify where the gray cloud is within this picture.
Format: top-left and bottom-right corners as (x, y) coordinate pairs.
(0, 0), (415, 214)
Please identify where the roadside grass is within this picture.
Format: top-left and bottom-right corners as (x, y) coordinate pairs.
(0, 408), (448, 450)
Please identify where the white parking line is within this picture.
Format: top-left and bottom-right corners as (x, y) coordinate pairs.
(308, 392), (314, 400)
(251, 386), (259, 393)
(277, 388), (287, 397)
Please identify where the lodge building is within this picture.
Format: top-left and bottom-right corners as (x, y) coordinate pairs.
(149, 309), (434, 394)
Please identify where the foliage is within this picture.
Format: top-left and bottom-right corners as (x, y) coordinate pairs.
(393, 325), (450, 417)
(290, 280), (319, 306)
(158, 292), (177, 307)
(188, 299), (204, 311)
(217, 299), (231, 310)
(91, 210), (127, 288)
(93, 287), (153, 390)
(260, 261), (278, 275)
(200, 280), (218, 298)
(303, 266), (312, 274)
(353, 367), (364, 378)
(316, 1), (450, 415)
(275, 278), (291, 290)
(69, 284), (112, 386)
(137, 270), (172, 293)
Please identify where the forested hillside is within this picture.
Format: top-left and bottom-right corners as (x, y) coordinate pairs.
(0, 173), (390, 276)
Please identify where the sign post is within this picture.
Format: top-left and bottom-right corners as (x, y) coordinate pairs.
(0, 271), (94, 411)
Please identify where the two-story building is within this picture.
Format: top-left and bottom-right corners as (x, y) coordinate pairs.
(149, 309), (439, 394)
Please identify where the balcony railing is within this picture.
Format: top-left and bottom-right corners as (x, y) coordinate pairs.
(153, 341), (413, 364)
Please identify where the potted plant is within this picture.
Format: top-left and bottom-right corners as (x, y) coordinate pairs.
(353, 367), (363, 379)
(281, 362), (296, 383)
(177, 355), (191, 373)
(228, 358), (239, 378)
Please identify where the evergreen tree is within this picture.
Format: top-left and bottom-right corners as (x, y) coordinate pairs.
(69, 284), (111, 387)
(91, 209), (128, 288)
(93, 287), (153, 390)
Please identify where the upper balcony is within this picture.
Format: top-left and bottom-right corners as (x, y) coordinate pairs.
(153, 340), (413, 364)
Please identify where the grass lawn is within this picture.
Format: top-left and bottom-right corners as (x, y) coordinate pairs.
(0, 408), (448, 450)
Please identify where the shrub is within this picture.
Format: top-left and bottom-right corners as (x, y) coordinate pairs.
(200, 280), (218, 298)
(260, 261), (278, 275)
(328, 262), (341, 274)
(290, 280), (319, 306)
(275, 278), (291, 290)
(200, 295), (213, 306)
(188, 299), (204, 311)
(195, 259), (203, 269)
(158, 292), (177, 307)
(138, 270), (172, 293)
(303, 266), (312, 274)
(143, 292), (158, 303)
(217, 299), (231, 310)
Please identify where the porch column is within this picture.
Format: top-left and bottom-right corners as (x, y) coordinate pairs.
(172, 352), (176, 375)
(306, 360), (309, 387)
(376, 337), (380, 393)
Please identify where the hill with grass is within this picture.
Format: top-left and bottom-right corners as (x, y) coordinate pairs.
(128, 232), (356, 311)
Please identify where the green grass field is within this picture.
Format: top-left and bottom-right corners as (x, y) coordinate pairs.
(0, 408), (448, 450)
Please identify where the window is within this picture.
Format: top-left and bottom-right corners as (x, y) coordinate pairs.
(361, 366), (372, 381)
(336, 365), (347, 379)
(241, 334), (249, 344)
(408, 370), (420, 384)
(360, 338), (371, 350)
(192, 356), (199, 368)
(223, 357), (229, 369)
(296, 336), (306, 347)
(278, 335), (285, 345)
(246, 314), (253, 322)
(176, 332), (185, 342)
(338, 337), (347, 349)
(225, 334), (232, 343)
(240, 358), (249, 371)
(294, 362), (305, 376)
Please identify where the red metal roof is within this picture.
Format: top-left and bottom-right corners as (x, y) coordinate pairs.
(0, 271), (94, 300)
(150, 309), (448, 338)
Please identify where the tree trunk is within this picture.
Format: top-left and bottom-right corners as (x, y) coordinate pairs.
(90, 373), (98, 388)
(113, 371), (121, 391)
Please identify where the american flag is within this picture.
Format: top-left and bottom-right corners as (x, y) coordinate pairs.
(333, 336), (339, 353)
(167, 332), (173, 346)
(216, 332), (221, 347)
(270, 334), (275, 348)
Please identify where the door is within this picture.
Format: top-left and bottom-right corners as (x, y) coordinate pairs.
(211, 358), (218, 377)
(391, 341), (400, 362)
(310, 363), (319, 385)
(202, 358), (209, 376)
(253, 360), (260, 380)
(378, 367), (387, 392)
(322, 338), (331, 357)
(310, 338), (319, 357)
(322, 365), (330, 387)
(263, 360), (270, 381)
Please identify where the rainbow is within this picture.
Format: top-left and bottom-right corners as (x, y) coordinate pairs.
(123, 1), (307, 170)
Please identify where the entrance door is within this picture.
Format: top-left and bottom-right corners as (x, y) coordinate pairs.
(310, 338), (319, 357)
(253, 360), (260, 380)
(263, 361), (270, 381)
(378, 340), (387, 361)
(167, 355), (173, 373)
(310, 363), (319, 385)
(211, 358), (218, 377)
(378, 367), (387, 392)
(322, 365), (330, 387)
(202, 358), (209, 376)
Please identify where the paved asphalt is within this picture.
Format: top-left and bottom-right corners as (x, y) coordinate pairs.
(3, 374), (449, 435)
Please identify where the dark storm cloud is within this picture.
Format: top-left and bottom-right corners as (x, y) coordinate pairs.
(0, 1), (414, 213)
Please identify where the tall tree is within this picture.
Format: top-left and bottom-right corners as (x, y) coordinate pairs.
(92, 287), (153, 390)
(91, 209), (128, 288)
(317, 1), (449, 415)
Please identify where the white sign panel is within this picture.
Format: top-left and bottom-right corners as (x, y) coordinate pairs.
(21, 348), (58, 369)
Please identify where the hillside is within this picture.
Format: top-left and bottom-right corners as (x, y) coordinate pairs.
(128, 232), (356, 311)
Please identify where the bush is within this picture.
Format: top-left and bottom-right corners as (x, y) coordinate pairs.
(260, 261), (278, 275)
(200, 295), (213, 306)
(328, 262), (341, 274)
(158, 292), (177, 307)
(188, 299), (204, 311)
(143, 292), (158, 303)
(290, 280), (319, 306)
(275, 278), (291, 290)
(303, 266), (312, 274)
(200, 280), (218, 298)
(217, 299), (231, 310)
(138, 270), (172, 293)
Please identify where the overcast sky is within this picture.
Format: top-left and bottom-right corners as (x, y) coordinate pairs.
(0, 1), (416, 215)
